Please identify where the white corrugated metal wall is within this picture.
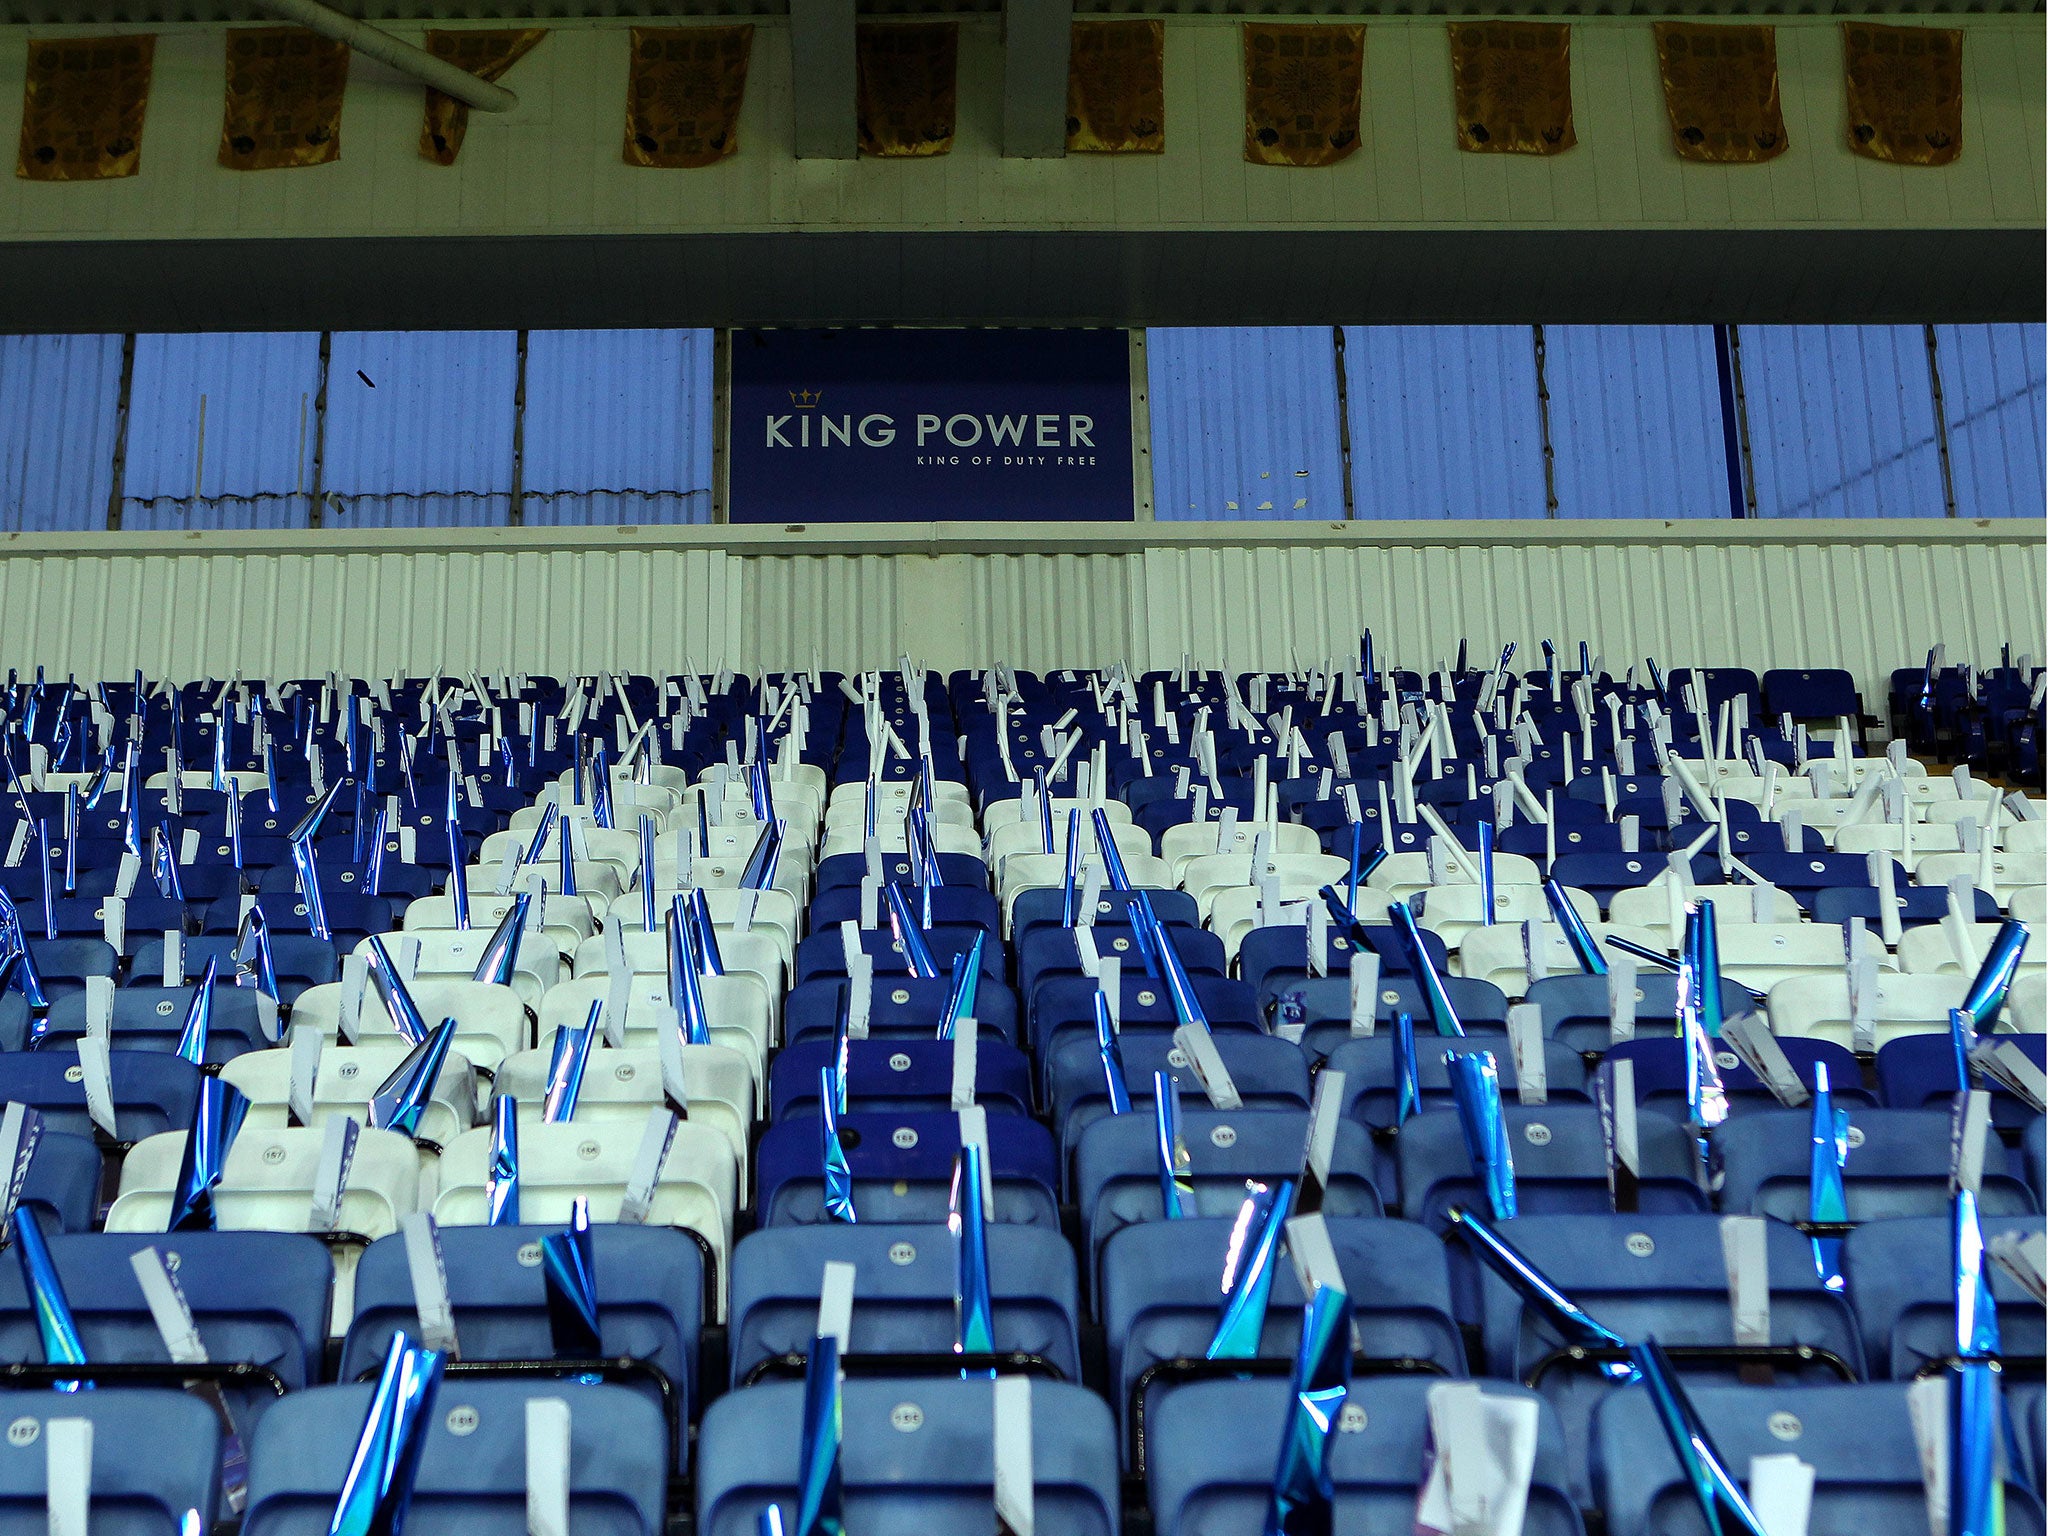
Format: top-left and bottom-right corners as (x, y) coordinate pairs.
(5, 527), (2031, 711)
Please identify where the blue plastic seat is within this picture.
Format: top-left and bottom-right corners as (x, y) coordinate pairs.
(1021, 924), (1225, 1018)
(1236, 923), (1452, 1002)
(1101, 1215), (1463, 1469)
(783, 976), (1020, 1048)
(1876, 1033), (2047, 1131)
(1396, 1103), (1707, 1236)
(1271, 973), (1512, 1064)
(0, 1049), (202, 1140)
(1046, 1030), (1310, 1185)
(253, 856), (436, 901)
(40, 983), (272, 1064)
(1593, 1381), (2041, 1536)
(1842, 1213), (2045, 1378)
(755, 1110), (1060, 1229)
(1598, 1035), (1871, 1123)
(15, 1127), (103, 1233)
(0, 1230), (331, 1431)
(1743, 851), (1877, 904)
(129, 934), (336, 1005)
(1468, 1213), (1863, 1504)
(16, 937), (116, 1002)
(1011, 888), (1200, 947)
(726, 1223), (1081, 1386)
(794, 924), (1005, 986)
(814, 850), (987, 894)
(1148, 1376), (1583, 1536)
(1030, 973), (1259, 1085)
(1762, 667), (1862, 722)
(698, 1377), (1120, 1536)
(1526, 973), (1760, 1055)
(1812, 883), (2002, 932)
(769, 1037), (1034, 1122)
(242, 1379), (667, 1536)
(341, 1223), (702, 1464)
(1713, 1107), (2038, 1223)
(0, 1388), (222, 1533)
(806, 883), (1001, 938)
(1073, 1107), (1380, 1291)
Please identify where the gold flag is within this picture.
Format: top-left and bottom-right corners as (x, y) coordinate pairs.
(1655, 23), (1786, 163)
(1242, 23), (1365, 168)
(1843, 22), (1962, 167)
(857, 22), (957, 158)
(17, 35), (154, 182)
(220, 27), (348, 171)
(1449, 21), (1575, 156)
(420, 28), (545, 165)
(623, 25), (752, 169)
(1068, 20), (1164, 154)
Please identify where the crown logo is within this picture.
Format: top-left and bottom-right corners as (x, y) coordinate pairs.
(788, 388), (821, 409)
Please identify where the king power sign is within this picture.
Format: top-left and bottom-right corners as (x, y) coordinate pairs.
(727, 329), (1136, 523)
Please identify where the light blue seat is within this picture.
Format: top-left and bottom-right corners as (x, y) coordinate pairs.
(1074, 1107), (1381, 1293)
(1592, 1381), (2046, 1536)
(1047, 1031), (1311, 1190)
(1468, 1213), (1863, 1504)
(1395, 1103), (1707, 1234)
(1100, 1215), (1463, 1470)
(1714, 1108), (2039, 1223)
(1842, 1213), (2046, 1378)
(1147, 1375), (1583, 1536)
(0, 1388), (221, 1535)
(242, 1379), (667, 1536)
(697, 1377), (1120, 1536)
(727, 1223), (1081, 1386)
(0, 1230), (329, 1435)
(340, 1224), (701, 1467)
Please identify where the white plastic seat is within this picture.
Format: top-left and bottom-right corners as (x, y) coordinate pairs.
(641, 839), (810, 905)
(2014, 971), (2046, 1034)
(1209, 884), (1325, 964)
(825, 796), (976, 834)
(1713, 778), (1817, 805)
(1915, 852), (2041, 905)
(605, 887), (800, 961)
(107, 1123), (422, 1330)
(220, 1042), (481, 1151)
(1777, 802), (1867, 847)
(495, 1042), (753, 1181)
(404, 890), (596, 949)
(1453, 921), (1664, 998)
(979, 796), (1131, 834)
(1366, 851), (1543, 901)
(538, 779), (678, 820)
(1178, 852), (1349, 924)
(291, 978), (531, 1076)
(1155, 819), (1320, 879)
(2004, 822), (2048, 857)
(824, 778), (969, 812)
(435, 1117), (737, 1315)
(1415, 883), (1596, 951)
(145, 769), (269, 794)
(1765, 971), (1980, 1052)
(1833, 823), (1966, 873)
(536, 973), (771, 1097)
(2008, 886), (2047, 926)
(355, 929), (564, 1010)
(479, 825), (641, 887)
(1896, 921), (2048, 982)
(1712, 924), (1861, 993)
(997, 851), (1176, 915)
(1607, 879), (1803, 931)
(988, 819), (1155, 878)
(572, 926), (784, 1006)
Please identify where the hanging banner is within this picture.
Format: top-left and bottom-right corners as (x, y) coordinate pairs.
(726, 328), (1135, 524)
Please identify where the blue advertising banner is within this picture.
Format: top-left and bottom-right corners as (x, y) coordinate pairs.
(727, 328), (1134, 523)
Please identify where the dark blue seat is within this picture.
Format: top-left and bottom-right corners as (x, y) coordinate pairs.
(769, 1036), (1034, 1121)
(39, 982), (272, 1064)
(1843, 1213), (2044, 1379)
(754, 1110), (1060, 1229)
(782, 976), (1021, 1047)
(1714, 1107), (2038, 1222)
(1599, 1035), (1872, 1122)
(0, 1049), (202, 1141)
(0, 1388), (224, 1532)
(1876, 1032), (2047, 1132)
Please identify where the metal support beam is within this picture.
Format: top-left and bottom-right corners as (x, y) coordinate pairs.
(790, 0), (857, 160)
(1002, 0), (1072, 158)
(249, 0), (516, 111)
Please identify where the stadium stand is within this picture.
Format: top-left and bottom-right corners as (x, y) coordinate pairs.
(0, 655), (2039, 1533)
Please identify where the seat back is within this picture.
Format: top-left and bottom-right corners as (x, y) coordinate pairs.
(242, 1380), (668, 1536)
(1712, 1107), (2036, 1222)
(0, 1388), (222, 1534)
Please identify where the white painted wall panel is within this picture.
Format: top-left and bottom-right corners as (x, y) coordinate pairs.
(0, 527), (2035, 715)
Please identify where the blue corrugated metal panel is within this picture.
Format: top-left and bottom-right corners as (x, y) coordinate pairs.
(1546, 326), (1729, 520)
(1146, 328), (1344, 521)
(1742, 325), (1946, 519)
(1342, 326), (1546, 519)
(120, 332), (318, 531)
(0, 334), (121, 533)
(320, 331), (517, 528)
(521, 329), (715, 526)
(1935, 322), (2045, 521)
